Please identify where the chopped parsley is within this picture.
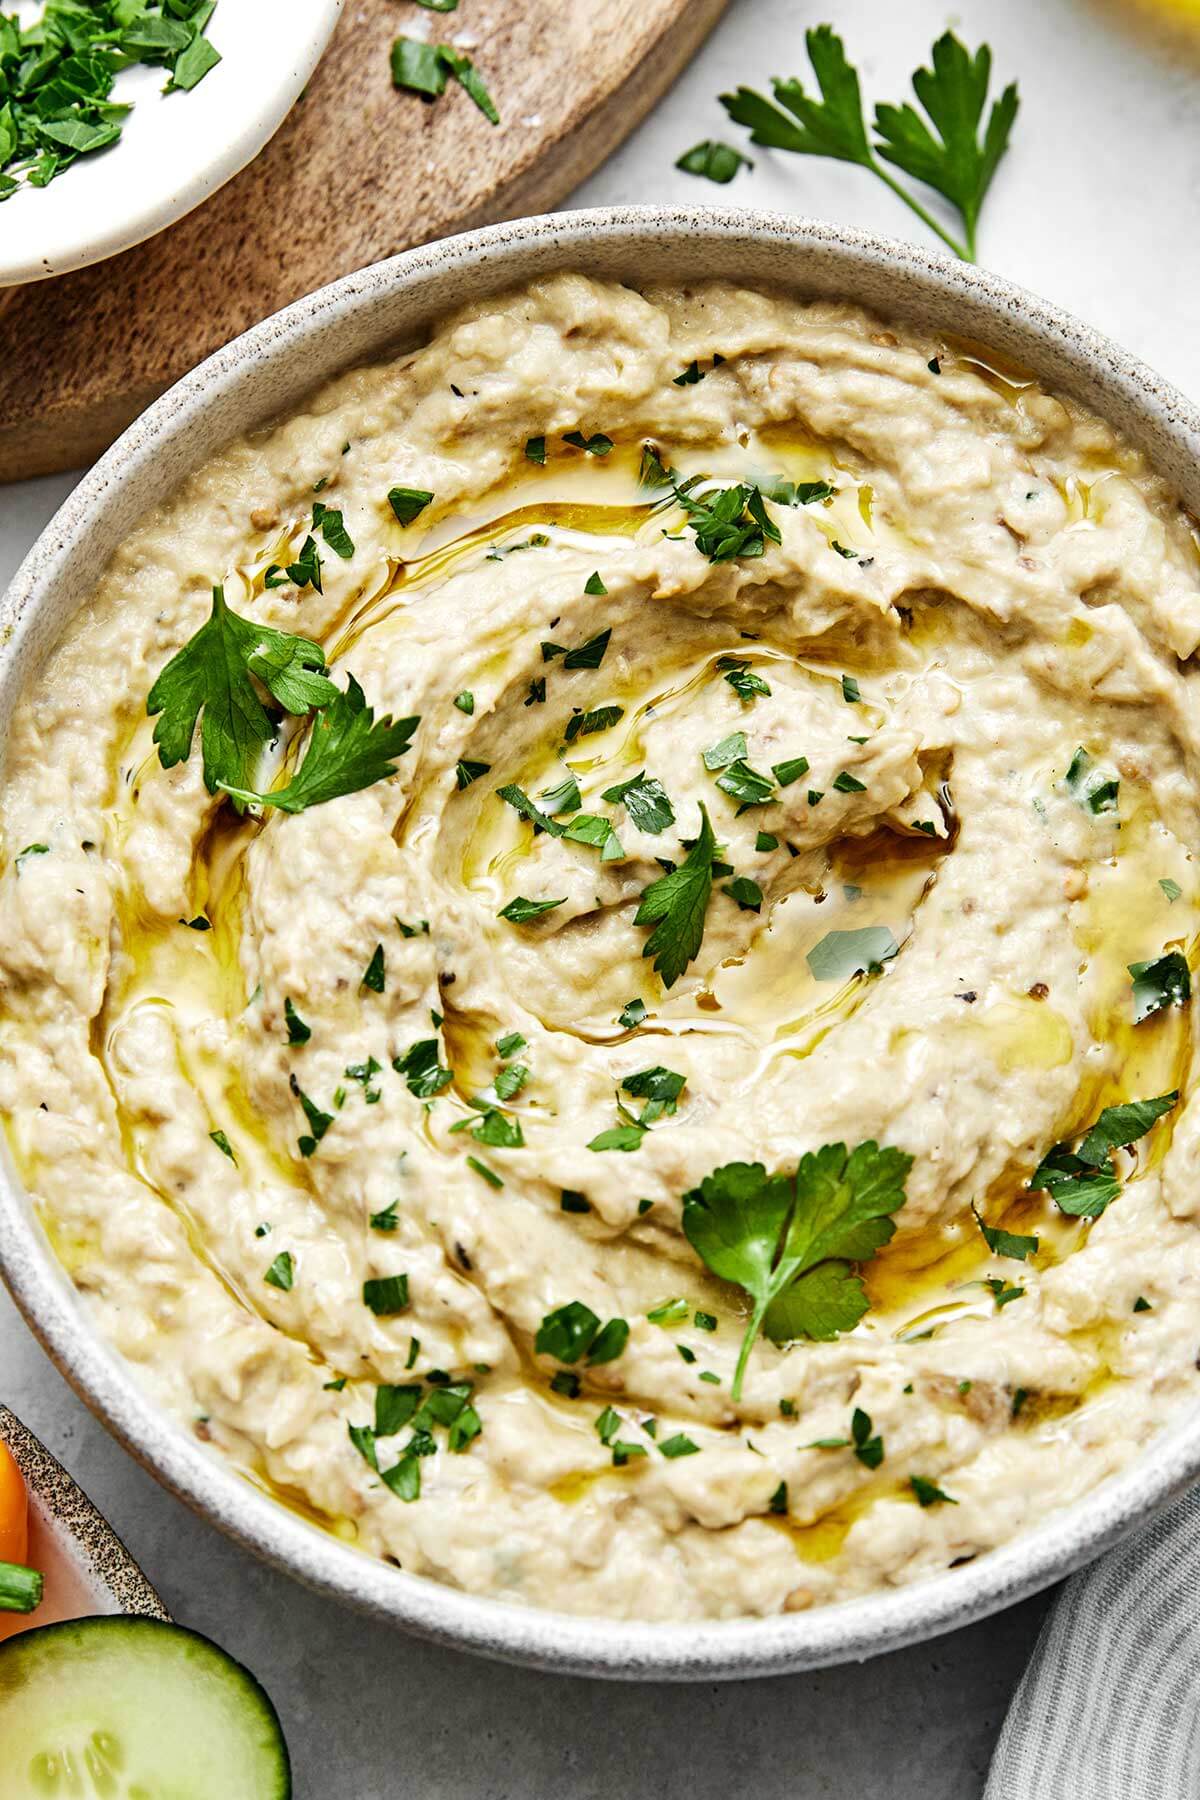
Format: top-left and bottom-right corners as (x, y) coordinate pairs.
(851, 1406), (884, 1468)
(1160, 878), (1182, 903)
(390, 39), (498, 123)
(209, 1129), (236, 1162)
(910, 1474), (957, 1507)
(456, 758), (492, 790)
(584, 571), (608, 596)
(284, 998), (312, 1045)
(703, 731), (748, 771)
(719, 656), (772, 701)
(524, 436), (546, 464)
(361, 945), (386, 993)
(772, 756), (809, 786)
(841, 674), (861, 703)
(363, 1274), (410, 1316)
(535, 1302), (629, 1367)
(673, 480), (781, 562)
(564, 704), (623, 744)
(290, 1074), (333, 1157)
(1062, 745), (1119, 816)
(454, 690), (475, 715)
(264, 1251), (294, 1292)
(618, 998), (647, 1029)
(498, 895), (566, 923)
(1128, 951), (1191, 1023)
(393, 1039), (453, 1098)
(467, 1155), (503, 1188)
(601, 771), (675, 835)
(675, 139), (752, 184)
(562, 431), (613, 456)
(682, 1139), (912, 1398)
(496, 1030), (526, 1059)
(659, 1433), (701, 1458)
(370, 1202), (400, 1232)
(832, 769), (866, 793)
(388, 487), (434, 525)
(1029, 1091), (1178, 1218)
(312, 500), (354, 560)
(0, 0), (222, 200)
(972, 1204), (1037, 1261)
(725, 876), (763, 912)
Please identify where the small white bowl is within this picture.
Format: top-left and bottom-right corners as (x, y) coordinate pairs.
(5, 208), (1200, 1678)
(0, 0), (342, 288)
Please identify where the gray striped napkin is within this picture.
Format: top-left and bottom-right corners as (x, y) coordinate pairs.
(984, 1485), (1200, 1796)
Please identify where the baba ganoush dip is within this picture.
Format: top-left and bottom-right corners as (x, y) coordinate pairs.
(3, 276), (1200, 1622)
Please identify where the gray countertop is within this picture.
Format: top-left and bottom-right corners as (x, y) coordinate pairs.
(3, 0), (1197, 1789)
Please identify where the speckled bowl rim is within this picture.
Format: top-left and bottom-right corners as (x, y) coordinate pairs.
(4, 206), (1200, 1681)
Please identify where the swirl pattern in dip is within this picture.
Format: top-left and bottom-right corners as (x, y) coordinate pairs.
(3, 276), (1200, 1620)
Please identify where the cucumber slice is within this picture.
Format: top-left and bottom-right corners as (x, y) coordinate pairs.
(0, 1616), (291, 1798)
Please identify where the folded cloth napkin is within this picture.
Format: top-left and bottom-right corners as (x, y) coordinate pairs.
(985, 1485), (1200, 1796)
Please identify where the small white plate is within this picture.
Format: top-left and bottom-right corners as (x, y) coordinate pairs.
(1, 0), (342, 288)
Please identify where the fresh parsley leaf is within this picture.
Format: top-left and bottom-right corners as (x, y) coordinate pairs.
(312, 500), (354, 559)
(715, 758), (775, 810)
(1128, 952), (1191, 1023)
(394, 1039), (453, 1098)
(972, 1204), (1037, 1261)
(674, 481), (781, 562)
(499, 895), (566, 923)
(682, 1140), (911, 1398)
(391, 39), (498, 122)
(719, 657), (772, 701)
(284, 998), (312, 1045)
(621, 1065), (686, 1123)
(388, 487), (433, 525)
(659, 1433), (701, 1458)
(437, 45), (499, 123)
(218, 676), (418, 815)
(873, 34), (1019, 262)
(703, 731), (748, 771)
(536, 1302), (628, 1366)
(634, 804), (718, 989)
(675, 139), (752, 183)
(561, 628), (611, 671)
(363, 1274), (410, 1316)
(910, 1474), (957, 1507)
(1063, 746), (1120, 816)
(457, 758), (492, 790)
(564, 705), (623, 743)
(1029, 1091), (1178, 1218)
(540, 772), (583, 815)
(772, 756), (809, 786)
(563, 431), (613, 456)
(725, 875), (763, 912)
(562, 813), (623, 862)
(264, 1250), (294, 1291)
(851, 1406), (884, 1468)
(720, 25), (1017, 263)
(602, 771), (675, 834)
(807, 926), (898, 982)
(497, 783), (565, 836)
(147, 585), (337, 796)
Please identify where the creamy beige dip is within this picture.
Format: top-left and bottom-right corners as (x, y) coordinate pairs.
(4, 276), (1200, 1621)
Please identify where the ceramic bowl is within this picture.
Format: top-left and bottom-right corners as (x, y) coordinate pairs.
(1, 0), (342, 287)
(3, 207), (1200, 1679)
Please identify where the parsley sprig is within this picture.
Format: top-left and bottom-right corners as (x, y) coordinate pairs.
(683, 1140), (912, 1399)
(720, 26), (1018, 262)
(147, 588), (417, 815)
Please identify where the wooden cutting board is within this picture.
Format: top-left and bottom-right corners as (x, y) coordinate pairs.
(0, 0), (727, 482)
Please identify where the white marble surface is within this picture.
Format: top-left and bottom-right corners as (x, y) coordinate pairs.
(3, 0), (1199, 1790)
